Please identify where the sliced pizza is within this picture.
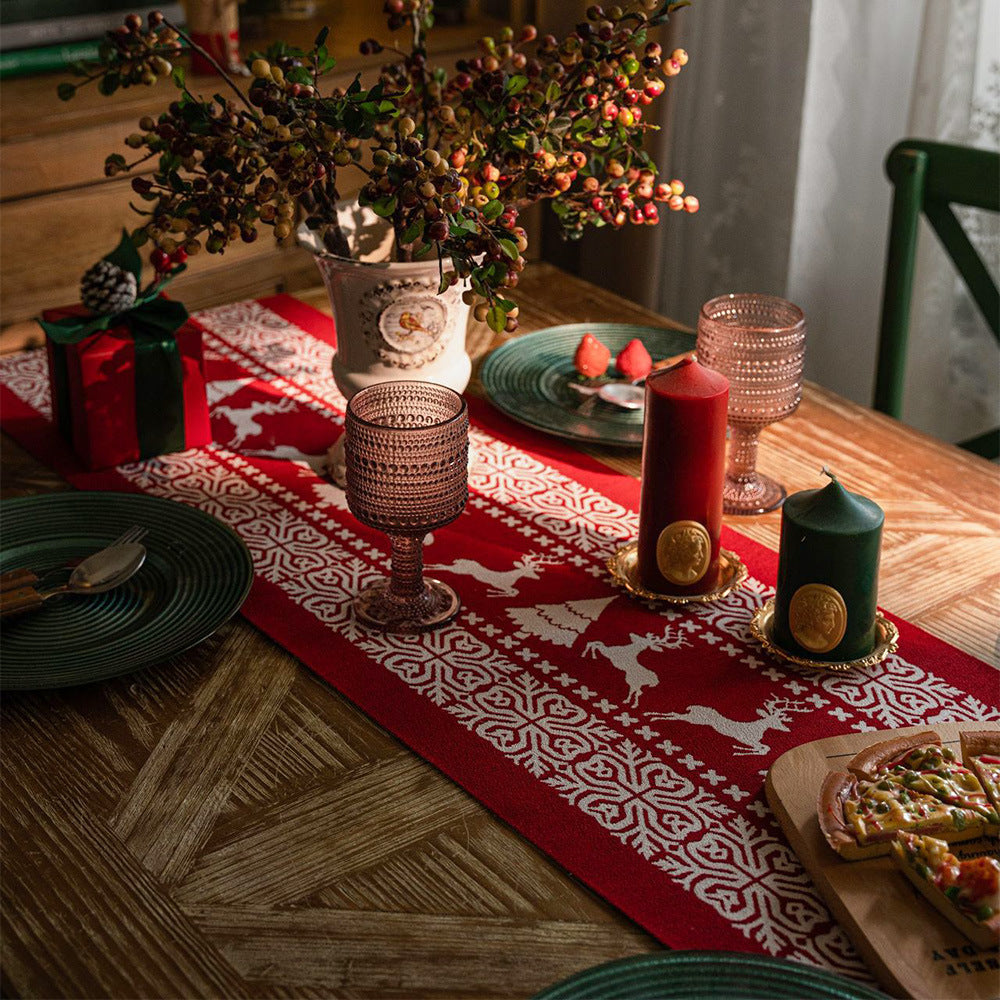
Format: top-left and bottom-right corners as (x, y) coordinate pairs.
(890, 832), (1000, 949)
(854, 731), (997, 827)
(961, 730), (1000, 815)
(818, 731), (999, 860)
(819, 770), (992, 860)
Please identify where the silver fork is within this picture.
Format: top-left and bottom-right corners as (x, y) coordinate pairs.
(110, 525), (148, 546)
(0, 525), (149, 593)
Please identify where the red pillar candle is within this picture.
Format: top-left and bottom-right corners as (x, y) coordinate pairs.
(637, 358), (730, 595)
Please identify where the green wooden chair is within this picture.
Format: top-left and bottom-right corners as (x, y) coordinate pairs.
(874, 139), (1000, 458)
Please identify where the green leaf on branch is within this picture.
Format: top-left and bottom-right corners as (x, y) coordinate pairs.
(171, 65), (185, 89)
(506, 74), (529, 95)
(482, 199), (504, 221)
(484, 260), (507, 284)
(104, 229), (143, 281)
(372, 195), (398, 218)
(545, 80), (561, 103)
(57, 82), (76, 101)
(314, 26), (329, 47)
(498, 238), (518, 260)
(98, 72), (119, 96)
(486, 304), (507, 333)
(401, 218), (425, 243)
(549, 116), (572, 134)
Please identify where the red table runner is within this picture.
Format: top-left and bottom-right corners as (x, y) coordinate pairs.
(2, 294), (997, 983)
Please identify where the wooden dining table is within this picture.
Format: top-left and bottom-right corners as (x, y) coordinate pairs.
(1, 263), (997, 999)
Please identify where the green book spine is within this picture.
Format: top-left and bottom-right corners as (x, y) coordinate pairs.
(0, 40), (102, 79)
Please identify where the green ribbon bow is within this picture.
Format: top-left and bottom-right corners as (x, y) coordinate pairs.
(41, 232), (193, 460)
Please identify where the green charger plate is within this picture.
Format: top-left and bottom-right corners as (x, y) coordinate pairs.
(1, 492), (254, 691)
(533, 952), (888, 1000)
(480, 322), (695, 447)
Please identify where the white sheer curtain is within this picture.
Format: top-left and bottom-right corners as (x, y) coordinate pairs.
(901, 0), (999, 443)
(575, 0), (999, 443)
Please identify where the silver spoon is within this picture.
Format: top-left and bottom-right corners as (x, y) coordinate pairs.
(568, 380), (646, 411)
(0, 542), (147, 618)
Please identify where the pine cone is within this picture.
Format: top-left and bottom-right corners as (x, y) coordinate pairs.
(80, 259), (138, 315)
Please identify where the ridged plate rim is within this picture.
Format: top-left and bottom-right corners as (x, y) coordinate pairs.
(0, 492), (254, 691)
(532, 951), (889, 1000)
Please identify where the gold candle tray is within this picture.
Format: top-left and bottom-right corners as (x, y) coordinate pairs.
(749, 597), (899, 673)
(607, 539), (747, 605)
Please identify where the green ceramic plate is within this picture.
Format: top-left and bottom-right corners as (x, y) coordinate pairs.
(480, 322), (695, 447)
(533, 952), (889, 1000)
(1, 492), (253, 691)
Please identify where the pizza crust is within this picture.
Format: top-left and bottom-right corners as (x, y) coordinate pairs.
(817, 771), (889, 860)
(961, 730), (1000, 824)
(818, 732), (996, 860)
(890, 836), (1000, 950)
(960, 730), (1000, 763)
(847, 730), (942, 779)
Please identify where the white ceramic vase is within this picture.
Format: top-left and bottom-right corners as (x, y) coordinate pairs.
(299, 203), (472, 400)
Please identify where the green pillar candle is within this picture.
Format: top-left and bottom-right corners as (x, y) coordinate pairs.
(774, 468), (884, 661)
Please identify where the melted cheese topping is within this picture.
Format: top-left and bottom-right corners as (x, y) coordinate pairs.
(844, 744), (999, 843)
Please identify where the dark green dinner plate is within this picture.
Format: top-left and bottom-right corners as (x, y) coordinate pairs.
(480, 322), (695, 447)
(0, 492), (254, 691)
(533, 952), (889, 1000)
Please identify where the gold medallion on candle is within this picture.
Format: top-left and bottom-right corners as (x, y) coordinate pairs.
(656, 520), (711, 586)
(789, 583), (848, 653)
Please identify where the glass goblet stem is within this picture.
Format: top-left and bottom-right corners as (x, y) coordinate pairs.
(388, 534), (425, 601)
(727, 425), (761, 485)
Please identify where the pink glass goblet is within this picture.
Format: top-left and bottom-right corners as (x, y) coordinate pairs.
(696, 294), (806, 515)
(345, 380), (469, 633)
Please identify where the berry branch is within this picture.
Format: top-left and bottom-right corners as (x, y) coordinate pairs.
(63, 0), (698, 332)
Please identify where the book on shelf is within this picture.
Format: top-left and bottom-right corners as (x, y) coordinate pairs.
(0, 1), (184, 78)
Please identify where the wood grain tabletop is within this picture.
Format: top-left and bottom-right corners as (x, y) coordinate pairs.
(2, 262), (997, 999)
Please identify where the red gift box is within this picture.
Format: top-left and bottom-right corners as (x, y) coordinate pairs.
(43, 304), (212, 470)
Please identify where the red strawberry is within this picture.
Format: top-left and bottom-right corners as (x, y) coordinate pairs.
(573, 332), (611, 378)
(615, 338), (652, 380)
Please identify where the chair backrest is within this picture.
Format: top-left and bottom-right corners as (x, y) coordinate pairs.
(874, 139), (999, 456)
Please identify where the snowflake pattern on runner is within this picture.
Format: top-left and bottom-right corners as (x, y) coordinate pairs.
(8, 299), (996, 986)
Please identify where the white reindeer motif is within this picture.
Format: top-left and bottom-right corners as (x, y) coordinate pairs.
(583, 632), (676, 709)
(424, 552), (558, 597)
(646, 696), (812, 756)
(213, 397), (299, 448)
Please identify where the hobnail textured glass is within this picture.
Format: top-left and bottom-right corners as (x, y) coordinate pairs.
(697, 294), (806, 515)
(345, 380), (469, 633)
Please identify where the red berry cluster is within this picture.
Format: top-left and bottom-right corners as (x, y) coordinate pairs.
(361, 0), (697, 326)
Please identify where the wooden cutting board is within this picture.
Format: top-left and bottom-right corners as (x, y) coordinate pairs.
(766, 722), (1000, 1000)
